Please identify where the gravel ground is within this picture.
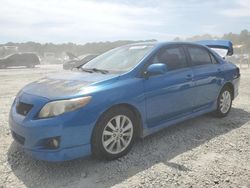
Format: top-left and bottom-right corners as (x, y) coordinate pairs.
(0, 65), (249, 188)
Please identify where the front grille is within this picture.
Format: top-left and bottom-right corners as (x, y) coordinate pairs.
(12, 131), (25, 145)
(16, 102), (33, 116)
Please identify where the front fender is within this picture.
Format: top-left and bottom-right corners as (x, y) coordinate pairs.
(82, 76), (147, 133)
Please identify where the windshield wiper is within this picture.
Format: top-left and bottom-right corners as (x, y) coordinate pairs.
(91, 68), (109, 74)
(77, 67), (94, 73)
(77, 67), (109, 74)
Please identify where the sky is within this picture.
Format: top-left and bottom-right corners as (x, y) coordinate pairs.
(0, 0), (250, 44)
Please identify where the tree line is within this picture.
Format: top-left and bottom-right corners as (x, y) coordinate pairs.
(175, 29), (250, 54)
(0, 40), (156, 58)
(0, 29), (249, 57)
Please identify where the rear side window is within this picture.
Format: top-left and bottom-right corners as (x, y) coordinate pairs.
(150, 46), (188, 71)
(7, 54), (19, 60)
(210, 54), (218, 64)
(187, 46), (212, 66)
(21, 54), (39, 63)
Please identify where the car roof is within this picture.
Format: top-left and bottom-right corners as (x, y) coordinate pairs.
(125, 41), (207, 49)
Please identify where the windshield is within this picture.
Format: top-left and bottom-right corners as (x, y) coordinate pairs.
(81, 45), (153, 72)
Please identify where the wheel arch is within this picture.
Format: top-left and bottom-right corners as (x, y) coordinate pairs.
(91, 103), (144, 142)
(115, 103), (143, 138)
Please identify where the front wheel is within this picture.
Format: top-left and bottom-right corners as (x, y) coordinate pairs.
(91, 107), (136, 160)
(214, 86), (232, 117)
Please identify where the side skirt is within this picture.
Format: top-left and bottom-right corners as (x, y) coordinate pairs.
(142, 101), (217, 137)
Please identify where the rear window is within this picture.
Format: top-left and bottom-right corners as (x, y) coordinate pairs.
(7, 54), (19, 60)
(21, 54), (39, 61)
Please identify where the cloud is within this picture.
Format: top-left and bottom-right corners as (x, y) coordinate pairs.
(0, 0), (166, 43)
(220, 0), (250, 17)
(0, 0), (249, 43)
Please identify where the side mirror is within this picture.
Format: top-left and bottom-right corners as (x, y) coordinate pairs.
(146, 63), (167, 77)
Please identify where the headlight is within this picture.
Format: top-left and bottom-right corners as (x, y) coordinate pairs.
(38, 96), (92, 118)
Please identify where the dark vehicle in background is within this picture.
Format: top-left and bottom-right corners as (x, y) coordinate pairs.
(0, 53), (40, 69)
(63, 54), (98, 70)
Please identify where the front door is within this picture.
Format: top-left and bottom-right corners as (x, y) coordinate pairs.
(143, 45), (195, 128)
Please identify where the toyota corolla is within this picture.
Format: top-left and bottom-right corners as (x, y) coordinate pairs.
(9, 40), (240, 161)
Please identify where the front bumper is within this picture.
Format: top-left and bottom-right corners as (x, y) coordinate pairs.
(9, 116), (92, 161)
(26, 145), (91, 161)
(9, 92), (95, 161)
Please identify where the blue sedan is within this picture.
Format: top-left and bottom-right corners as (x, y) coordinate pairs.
(9, 40), (240, 161)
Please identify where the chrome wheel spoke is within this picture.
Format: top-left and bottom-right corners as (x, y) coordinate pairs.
(104, 137), (114, 147)
(103, 130), (113, 136)
(115, 116), (121, 129)
(121, 116), (126, 128)
(120, 137), (127, 146)
(123, 131), (132, 137)
(107, 122), (116, 131)
(116, 139), (121, 152)
(109, 140), (116, 151)
(123, 122), (132, 132)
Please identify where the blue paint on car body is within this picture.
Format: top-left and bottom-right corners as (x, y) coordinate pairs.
(9, 41), (240, 161)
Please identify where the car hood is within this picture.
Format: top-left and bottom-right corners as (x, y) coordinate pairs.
(22, 72), (119, 100)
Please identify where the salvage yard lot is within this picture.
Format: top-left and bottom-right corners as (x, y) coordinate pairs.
(0, 65), (250, 188)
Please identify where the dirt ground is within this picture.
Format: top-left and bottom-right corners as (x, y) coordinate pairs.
(0, 65), (249, 188)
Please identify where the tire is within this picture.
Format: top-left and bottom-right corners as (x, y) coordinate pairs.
(214, 86), (233, 118)
(91, 107), (136, 160)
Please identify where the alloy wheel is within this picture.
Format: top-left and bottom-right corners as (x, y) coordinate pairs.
(102, 115), (133, 154)
(220, 90), (231, 114)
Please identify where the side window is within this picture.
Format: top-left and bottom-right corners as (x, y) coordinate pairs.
(210, 54), (218, 64)
(8, 54), (19, 61)
(187, 47), (212, 66)
(150, 47), (188, 71)
(21, 54), (31, 62)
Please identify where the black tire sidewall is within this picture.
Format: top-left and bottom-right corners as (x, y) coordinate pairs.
(91, 107), (136, 160)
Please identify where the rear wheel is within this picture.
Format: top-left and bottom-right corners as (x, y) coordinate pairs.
(92, 107), (136, 160)
(214, 86), (232, 117)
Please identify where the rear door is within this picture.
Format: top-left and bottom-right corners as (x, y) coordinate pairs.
(185, 45), (222, 111)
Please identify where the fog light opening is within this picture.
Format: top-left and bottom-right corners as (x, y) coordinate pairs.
(46, 137), (60, 149)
